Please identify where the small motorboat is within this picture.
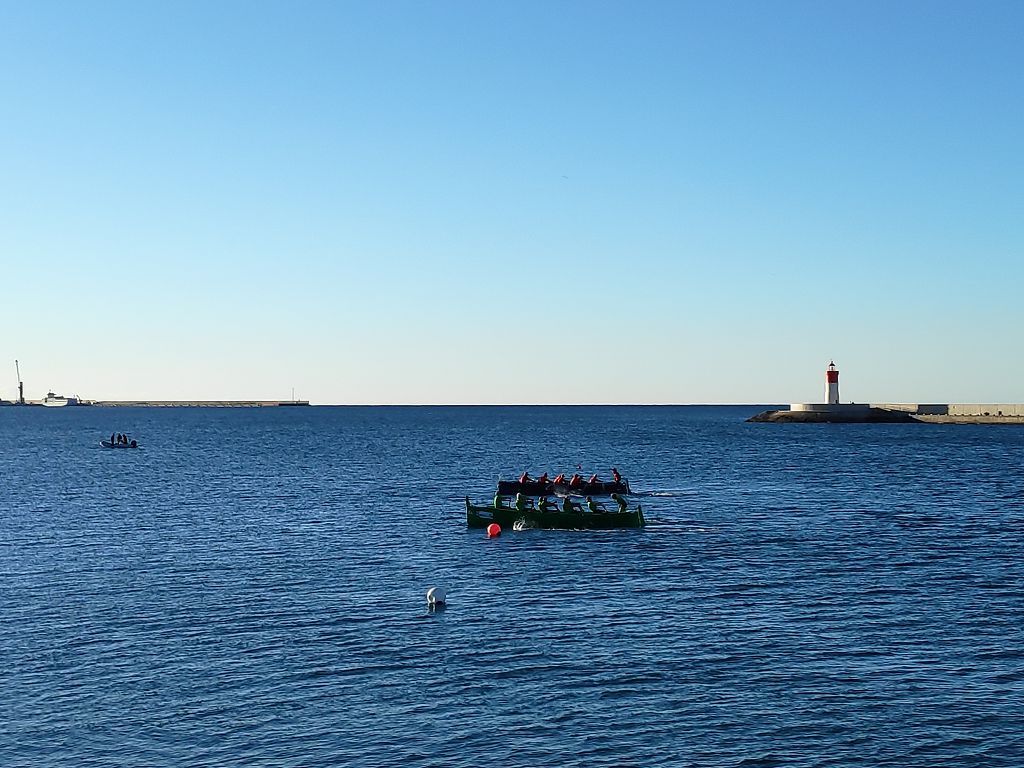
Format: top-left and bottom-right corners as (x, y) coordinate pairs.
(101, 438), (139, 449)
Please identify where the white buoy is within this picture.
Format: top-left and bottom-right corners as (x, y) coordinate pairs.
(426, 587), (446, 606)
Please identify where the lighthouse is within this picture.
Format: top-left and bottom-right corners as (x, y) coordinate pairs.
(825, 361), (840, 404)
(785, 359), (870, 420)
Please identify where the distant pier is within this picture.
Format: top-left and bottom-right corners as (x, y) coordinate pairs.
(87, 400), (311, 408)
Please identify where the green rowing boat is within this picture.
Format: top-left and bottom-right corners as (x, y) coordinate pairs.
(465, 497), (645, 530)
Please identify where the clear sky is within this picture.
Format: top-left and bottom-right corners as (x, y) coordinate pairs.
(2, 1), (1021, 404)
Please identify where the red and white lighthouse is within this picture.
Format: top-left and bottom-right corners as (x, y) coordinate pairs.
(825, 361), (840, 404)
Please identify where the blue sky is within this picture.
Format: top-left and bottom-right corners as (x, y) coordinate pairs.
(1, 2), (1021, 404)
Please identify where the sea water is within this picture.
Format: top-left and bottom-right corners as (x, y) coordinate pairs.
(2, 406), (1023, 767)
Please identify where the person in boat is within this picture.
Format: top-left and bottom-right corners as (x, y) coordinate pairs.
(568, 474), (583, 490)
(611, 467), (622, 484)
(493, 492), (507, 509)
(537, 496), (556, 514)
(518, 471), (532, 485)
(538, 472), (549, 485)
(129, 439), (137, 448)
(514, 492), (530, 513)
(562, 496), (581, 513)
(611, 493), (628, 513)
(588, 473), (599, 485)
(553, 473), (566, 485)
(585, 496), (606, 514)
(109, 433), (115, 446)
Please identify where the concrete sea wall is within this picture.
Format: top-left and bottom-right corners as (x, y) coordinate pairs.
(872, 403), (1024, 418)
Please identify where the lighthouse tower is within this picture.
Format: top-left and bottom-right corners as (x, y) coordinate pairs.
(825, 361), (840, 404)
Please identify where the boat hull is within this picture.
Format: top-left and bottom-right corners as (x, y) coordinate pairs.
(101, 440), (138, 449)
(466, 498), (644, 530)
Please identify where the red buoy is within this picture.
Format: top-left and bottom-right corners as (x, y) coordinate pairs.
(486, 523), (501, 538)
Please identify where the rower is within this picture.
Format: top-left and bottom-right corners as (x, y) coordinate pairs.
(585, 496), (605, 514)
(611, 493), (628, 513)
(514, 492), (529, 512)
(588, 473), (599, 484)
(568, 474), (582, 490)
(493, 492), (507, 509)
(611, 467), (622, 484)
(537, 496), (555, 514)
(562, 496), (581, 513)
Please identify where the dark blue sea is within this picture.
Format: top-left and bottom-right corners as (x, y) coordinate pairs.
(2, 406), (1023, 767)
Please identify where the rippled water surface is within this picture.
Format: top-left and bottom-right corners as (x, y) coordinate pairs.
(3, 406), (1023, 767)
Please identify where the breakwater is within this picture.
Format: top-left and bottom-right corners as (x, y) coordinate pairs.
(750, 402), (1024, 424)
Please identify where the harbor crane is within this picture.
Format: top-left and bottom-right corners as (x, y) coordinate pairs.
(15, 359), (24, 404)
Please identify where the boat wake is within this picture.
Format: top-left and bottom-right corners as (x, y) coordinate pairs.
(513, 518), (538, 531)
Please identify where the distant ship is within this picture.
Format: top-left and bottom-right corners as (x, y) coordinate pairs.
(41, 391), (81, 407)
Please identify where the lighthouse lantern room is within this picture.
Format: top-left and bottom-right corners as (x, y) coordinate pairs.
(825, 361), (840, 404)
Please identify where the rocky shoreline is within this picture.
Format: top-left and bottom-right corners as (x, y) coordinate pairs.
(747, 408), (919, 424)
